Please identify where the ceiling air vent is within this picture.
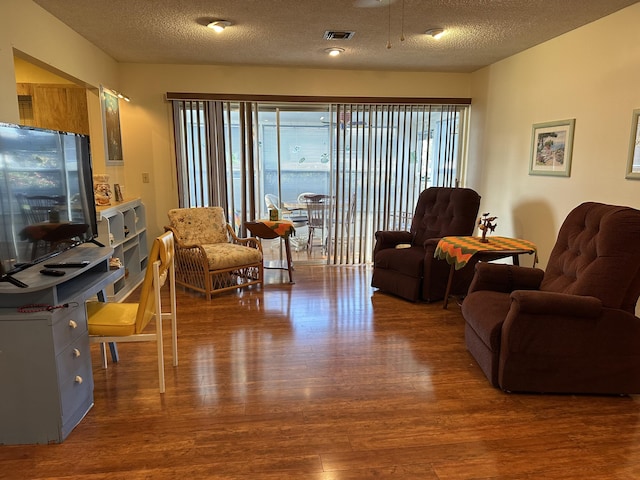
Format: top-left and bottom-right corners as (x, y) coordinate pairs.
(324, 31), (355, 40)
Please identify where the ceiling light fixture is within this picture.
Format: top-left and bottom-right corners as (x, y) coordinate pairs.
(325, 47), (344, 57)
(207, 20), (231, 33)
(112, 90), (131, 102)
(425, 28), (445, 39)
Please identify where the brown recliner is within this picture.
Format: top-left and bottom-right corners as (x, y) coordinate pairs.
(371, 187), (481, 302)
(462, 202), (640, 394)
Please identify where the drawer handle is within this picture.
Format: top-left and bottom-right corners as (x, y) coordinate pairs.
(68, 320), (78, 329)
(73, 348), (81, 358)
(75, 376), (83, 384)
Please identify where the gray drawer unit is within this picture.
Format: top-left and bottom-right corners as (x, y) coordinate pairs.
(52, 302), (87, 348)
(0, 247), (123, 445)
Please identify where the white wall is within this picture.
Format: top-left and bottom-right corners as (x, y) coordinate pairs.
(469, 3), (640, 268)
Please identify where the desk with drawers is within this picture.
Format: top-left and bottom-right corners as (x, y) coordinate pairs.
(0, 246), (123, 445)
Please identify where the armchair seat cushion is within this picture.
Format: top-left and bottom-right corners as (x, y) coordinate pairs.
(462, 290), (511, 350)
(203, 243), (263, 270)
(87, 301), (138, 336)
(374, 246), (425, 278)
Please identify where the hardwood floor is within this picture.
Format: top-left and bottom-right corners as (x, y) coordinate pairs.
(2, 265), (640, 479)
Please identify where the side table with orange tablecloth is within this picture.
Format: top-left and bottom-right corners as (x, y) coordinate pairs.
(434, 236), (538, 308)
(245, 219), (296, 283)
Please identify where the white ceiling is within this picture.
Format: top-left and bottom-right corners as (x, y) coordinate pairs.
(33, 0), (638, 73)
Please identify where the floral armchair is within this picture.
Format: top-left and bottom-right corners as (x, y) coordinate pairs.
(165, 207), (263, 299)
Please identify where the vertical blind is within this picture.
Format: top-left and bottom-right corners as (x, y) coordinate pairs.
(171, 99), (469, 264)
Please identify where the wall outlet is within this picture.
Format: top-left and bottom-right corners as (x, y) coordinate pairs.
(142, 172), (150, 183)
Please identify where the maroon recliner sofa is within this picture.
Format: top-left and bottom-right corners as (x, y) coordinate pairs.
(462, 202), (640, 394)
(371, 187), (481, 302)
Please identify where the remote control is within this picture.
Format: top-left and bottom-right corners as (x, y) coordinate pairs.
(44, 261), (90, 268)
(40, 269), (66, 276)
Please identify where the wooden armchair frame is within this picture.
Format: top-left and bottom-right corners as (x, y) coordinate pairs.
(165, 220), (263, 300)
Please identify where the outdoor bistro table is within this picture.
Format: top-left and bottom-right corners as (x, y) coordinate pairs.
(245, 219), (296, 283)
(434, 236), (538, 309)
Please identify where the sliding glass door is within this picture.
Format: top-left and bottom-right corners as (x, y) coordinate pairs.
(259, 107), (332, 214)
(171, 99), (469, 264)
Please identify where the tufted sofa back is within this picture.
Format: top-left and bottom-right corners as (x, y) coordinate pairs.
(541, 202), (640, 312)
(167, 207), (229, 245)
(410, 187), (481, 247)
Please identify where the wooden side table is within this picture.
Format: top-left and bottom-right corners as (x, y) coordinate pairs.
(435, 236), (538, 309)
(245, 219), (296, 283)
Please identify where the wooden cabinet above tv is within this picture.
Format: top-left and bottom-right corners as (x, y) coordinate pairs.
(17, 83), (89, 135)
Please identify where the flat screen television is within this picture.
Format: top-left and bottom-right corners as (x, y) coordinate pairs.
(0, 123), (98, 285)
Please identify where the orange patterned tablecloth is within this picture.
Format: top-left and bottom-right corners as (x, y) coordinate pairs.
(435, 236), (537, 270)
(257, 219), (296, 238)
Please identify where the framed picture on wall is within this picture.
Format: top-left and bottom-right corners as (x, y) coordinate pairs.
(100, 85), (124, 166)
(626, 109), (640, 180)
(529, 119), (575, 177)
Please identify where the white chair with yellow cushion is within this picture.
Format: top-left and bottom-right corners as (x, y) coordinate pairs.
(87, 231), (177, 393)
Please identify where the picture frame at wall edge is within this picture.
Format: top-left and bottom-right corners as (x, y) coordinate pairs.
(625, 108), (640, 180)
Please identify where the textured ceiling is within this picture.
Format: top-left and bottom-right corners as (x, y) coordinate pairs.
(33, 0), (638, 73)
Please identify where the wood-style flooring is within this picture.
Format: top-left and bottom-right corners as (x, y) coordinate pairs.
(2, 265), (640, 479)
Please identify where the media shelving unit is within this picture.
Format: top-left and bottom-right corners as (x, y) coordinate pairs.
(95, 198), (148, 302)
